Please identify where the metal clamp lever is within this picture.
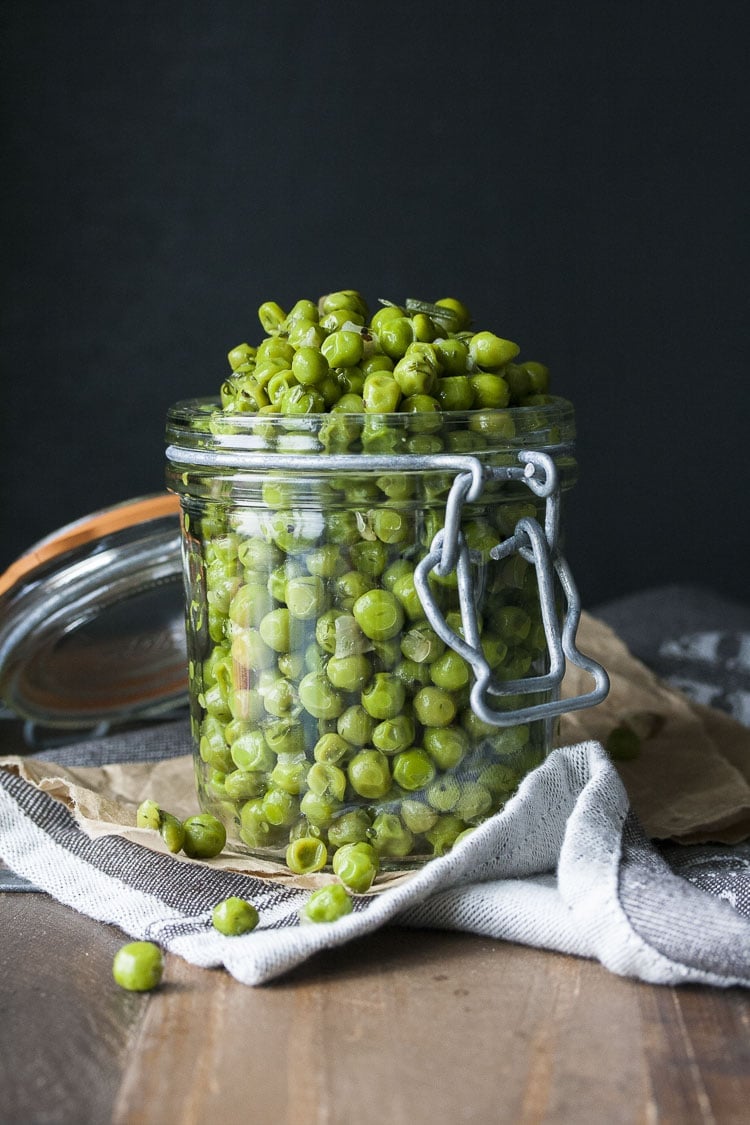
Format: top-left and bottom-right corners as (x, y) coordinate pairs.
(413, 451), (609, 728)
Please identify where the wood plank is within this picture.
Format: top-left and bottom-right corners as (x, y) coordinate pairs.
(3, 894), (749, 1125)
(0, 892), (147, 1124)
(639, 982), (750, 1124)
(112, 930), (665, 1125)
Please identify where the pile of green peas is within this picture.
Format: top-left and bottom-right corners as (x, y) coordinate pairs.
(180, 290), (564, 885)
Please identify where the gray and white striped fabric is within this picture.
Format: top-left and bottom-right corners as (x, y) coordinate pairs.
(1, 733), (750, 988)
(1, 584), (750, 988)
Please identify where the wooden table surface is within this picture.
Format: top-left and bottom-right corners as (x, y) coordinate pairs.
(2, 888), (750, 1125)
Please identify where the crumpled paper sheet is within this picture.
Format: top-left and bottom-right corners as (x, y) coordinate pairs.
(2, 613), (749, 887)
(560, 615), (750, 843)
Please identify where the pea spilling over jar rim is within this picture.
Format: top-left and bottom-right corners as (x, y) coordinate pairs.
(165, 290), (609, 877)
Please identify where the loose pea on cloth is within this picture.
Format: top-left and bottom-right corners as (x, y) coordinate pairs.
(1, 585), (750, 988)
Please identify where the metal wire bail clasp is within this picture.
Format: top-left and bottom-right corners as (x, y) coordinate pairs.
(413, 450), (610, 727)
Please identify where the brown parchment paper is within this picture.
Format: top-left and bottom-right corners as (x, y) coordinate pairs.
(2, 612), (749, 889)
(559, 615), (750, 842)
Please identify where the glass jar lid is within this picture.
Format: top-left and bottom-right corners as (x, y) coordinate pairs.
(0, 494), (187, 733)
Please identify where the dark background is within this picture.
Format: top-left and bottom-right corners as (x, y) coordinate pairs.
(2, 1), (748, 608)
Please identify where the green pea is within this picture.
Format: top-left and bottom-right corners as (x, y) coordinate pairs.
(425, 814), (465, 856)
(427, 775), (461, 812)
(262, 787), (300, 826)
(159, 811), (186, 854)
(337, 704), (375, 747)
(239, 799), (276, 849)
(378, 317), (414, 359)
(435, 376), (475, 411)
(414, 686), (457, 727)
(423, 725), (470, 770)
(259, 608), (291, 652)
(435, 296), (472, 331)
(348, 539), (389, 578)
(400, 621), (445, 663)
(400, 394), (442, 429)
(270, 753), (308, 794)
(305, 545), (347, 578)
(468, 410), (516, 438)
(307, 761), (347, 802)
(332, 390), (365, 411)
(266, 369), (296, 406)
(429, 650), (471, 691)
(256, 336), (295, 365)
(286, 297), (319, 325)
(400, 799), (439, 835)
(224, 769), (267, 800)
(361, 352), (394, 374)
(238, 538), (283, 571)
(376, 473), (415, 501)
(229, 584), (273, 628)
(371, 508), (411, 545)
(298, 672), (345, 719)
(368, 812), (414, 857)
(362, 372), (402, 413)
(325, 511), (361, 546)
(321, 288), (369, 320)
(264, 718), (306, 755)
(372, 714), (416, 755)
(353, 589), (404, 642)
(347, 749), (391, 798)
(292, 346), (329, 386)
(382, 558), (415, 591)
(112, 942), (164, 992)
(286, 836), (328, 875)
(332, 842), (379, 893)
(227, 342), (256, 371)
(136, 799), (161, 831)
(328, 808), (372, 848)
(371, 637), (401, 668)
(313, 732), (352, 764)
(315, 608), (347, 653)
(326, 653), (372, 692)
(281, 384), (326, 415)
(433, 336), (469, 374)
(285, 575), (327, 620)
(278, 651), (306, 679)
(321, 330), (364, 368)
(455, 782), (493, 822)
(392, 658), (432, 692)
(469, 373), (510, 409)
(468, 331), (519, 369)
(477, 763), (519, 798)
(200, 722), (233, 772)
(492, 605), (532, 643)
(302, 883), (353, 923)
(212, 897), (259, 936)
(267, 509), (320, 555)
(391, 572), (424, 620)
(361, 672), (406, 720)
(258, 300), (286, 334)
(182, 813), (227, 859)
(393, 354), (438, 397)
(231, 628), (276, 671)
(520, 361), (550, 394)
(392, 748), (436, 791)
(503, 363), (532, 402)
(369, 305), (404, 334)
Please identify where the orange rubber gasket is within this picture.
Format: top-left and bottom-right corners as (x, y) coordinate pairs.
(0, 493), (181, 600)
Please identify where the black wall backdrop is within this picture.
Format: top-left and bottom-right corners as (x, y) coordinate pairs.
(1, 1), (748, 607)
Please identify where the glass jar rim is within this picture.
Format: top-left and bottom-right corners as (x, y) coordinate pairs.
(165, 395), (576, 456)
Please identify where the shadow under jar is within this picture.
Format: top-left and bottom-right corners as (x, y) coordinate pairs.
(165, 398), (607, 872)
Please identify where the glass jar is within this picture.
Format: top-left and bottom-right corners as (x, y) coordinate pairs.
(165, 398), (607, 870)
